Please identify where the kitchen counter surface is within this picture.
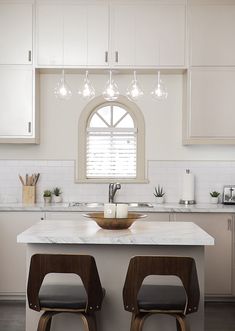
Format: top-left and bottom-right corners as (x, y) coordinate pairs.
(17, 219), (214, 245)
(2, 202), (235, 213)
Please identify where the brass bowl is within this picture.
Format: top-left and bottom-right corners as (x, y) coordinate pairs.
(83, 212), (147, 230)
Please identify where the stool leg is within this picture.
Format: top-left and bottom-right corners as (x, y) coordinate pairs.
(130, 312), (149, 331)
(81, 312), (97, 331)
(175, 314), (187, 331)
(37, 312), (55, 331)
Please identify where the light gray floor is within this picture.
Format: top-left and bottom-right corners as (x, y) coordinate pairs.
(0, 301), (234, 331)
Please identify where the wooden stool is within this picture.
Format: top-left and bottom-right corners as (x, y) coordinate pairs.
(27, 254), (105, 331)
(123, 256), (200, 331)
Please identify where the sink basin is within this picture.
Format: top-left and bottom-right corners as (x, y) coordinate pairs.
(69, 202), (153, 208)
(69, 202), (104, 208)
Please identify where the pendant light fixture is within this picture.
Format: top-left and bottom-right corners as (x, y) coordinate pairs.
(126, 71), (144, 101)
(150, 71), (168, 100)
(102, 70), (119, 101)
(78, 70), (95, 101)
(54, 69), (72, 100)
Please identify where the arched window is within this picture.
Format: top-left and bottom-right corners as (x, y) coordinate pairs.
(77, 96), (146, 183)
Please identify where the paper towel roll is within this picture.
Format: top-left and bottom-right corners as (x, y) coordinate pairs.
(182, 169), (195, 201)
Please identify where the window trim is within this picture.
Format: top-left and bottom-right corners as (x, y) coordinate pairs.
(76, 95), (147, 183)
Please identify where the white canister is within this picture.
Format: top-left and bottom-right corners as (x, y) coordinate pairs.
(104, 203), (116, 218)
(116, 204), (128, 218)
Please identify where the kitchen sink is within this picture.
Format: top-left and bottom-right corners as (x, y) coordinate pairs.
(69, 202), (153, 208)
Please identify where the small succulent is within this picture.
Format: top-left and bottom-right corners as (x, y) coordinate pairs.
(154, 185), (165, 197)
(53, 187), (62, 196)
(210, 191), (220, 198)
(43, 190), (52, 198)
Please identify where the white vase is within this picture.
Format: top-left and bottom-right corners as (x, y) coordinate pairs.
(210, 197), (219, 204)
(54, 195), (62, 203)
(155, 196), (164, 204)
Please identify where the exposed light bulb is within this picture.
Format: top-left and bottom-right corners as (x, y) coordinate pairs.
(103, 70), (119, 101)
(54, 70), (72, 100)
(126, 71), (144, 101)
(78, 71), (95, 101)
(150, 71), (168, 101)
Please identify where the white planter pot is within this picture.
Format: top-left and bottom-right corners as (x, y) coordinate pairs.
(210, 197), (219, 204)
(155, 197), (164, 204)
(44, 196), (52, 204)
(54, 195), (62, 203)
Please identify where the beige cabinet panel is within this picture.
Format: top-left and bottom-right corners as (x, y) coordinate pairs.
(183, 68), (235, 144)
(0, 212), (44, 296)
(111, 3), (185, 67)
(36, 3), (109, 66)
(190, 3), (235, 66)
(173, 213), (233, 296)
(0, 3), (32, 64)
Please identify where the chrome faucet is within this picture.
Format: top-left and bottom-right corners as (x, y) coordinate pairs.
(108, 183), (121, 203)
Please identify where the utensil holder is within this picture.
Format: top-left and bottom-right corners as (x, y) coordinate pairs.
(23, 186), (36, 204)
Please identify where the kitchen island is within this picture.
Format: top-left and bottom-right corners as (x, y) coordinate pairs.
(17, 218), (214, 331)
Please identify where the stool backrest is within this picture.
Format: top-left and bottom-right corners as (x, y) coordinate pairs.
(123, 256), (200, 315)
(27, 254), (103, 312)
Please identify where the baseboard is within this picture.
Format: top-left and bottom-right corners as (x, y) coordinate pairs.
(205, 296), (235, 303)
(0, 293), (26, 301)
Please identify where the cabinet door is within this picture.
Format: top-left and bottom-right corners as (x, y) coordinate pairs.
(37, 3), (109, 66)
(173, 213), (233, 296)
(158, 4), (186, 66)
(183, 68), (235, 144)
(0, 67), (33, 137)
(0, 4), (32, 65)
(111, 4), (159, 67)
(111, 3), (185, 67)
(190, 3), (235, 66)
(0, 212), (43, 295)
(37, 4), (64, 65)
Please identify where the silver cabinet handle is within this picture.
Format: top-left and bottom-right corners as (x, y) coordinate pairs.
(28, 50), (32, 62)
(105, 51), (108, 63)
(227, 218), (232, 231)
(28, 122), (32, 133)
(115, 51), (118, 63)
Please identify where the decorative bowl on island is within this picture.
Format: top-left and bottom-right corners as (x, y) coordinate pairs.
(83, 212), (147, 230)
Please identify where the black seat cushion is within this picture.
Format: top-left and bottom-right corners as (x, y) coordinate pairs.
(39, 284), (88, 310)
(137, 285), (186, 311)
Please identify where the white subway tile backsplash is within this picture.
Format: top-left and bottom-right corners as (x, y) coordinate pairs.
(0, 159), (235, 203)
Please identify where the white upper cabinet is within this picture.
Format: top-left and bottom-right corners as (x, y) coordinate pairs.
(0, 67), (38, 142)
(0, 3), (33, 65)
(183, 68), (235, 144)
(111, 3), (186, 67)
(36, 3), (109, 66)
(190, 2), (235, 66)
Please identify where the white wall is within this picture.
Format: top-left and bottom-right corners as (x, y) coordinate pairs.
(0, 72), (235, 161)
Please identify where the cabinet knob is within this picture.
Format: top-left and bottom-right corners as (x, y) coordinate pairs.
(28, 122), (32, 133)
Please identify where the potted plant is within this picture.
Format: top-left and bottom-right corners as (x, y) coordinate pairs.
(153, 185), (165, 204)
(43, 190), (52, 204)
(53, 187), (62, 203)
(210, 191), (220, 204)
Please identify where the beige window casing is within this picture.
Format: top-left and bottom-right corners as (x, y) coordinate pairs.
(76, 95), (147, 183)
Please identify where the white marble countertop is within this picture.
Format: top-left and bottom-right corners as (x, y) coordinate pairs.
(17, 218), (214, 246)
(2, 202), (235, 213)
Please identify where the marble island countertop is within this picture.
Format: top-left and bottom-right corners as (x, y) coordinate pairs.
(2, 202), (235, 213)
(17, 218), (214, 246)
